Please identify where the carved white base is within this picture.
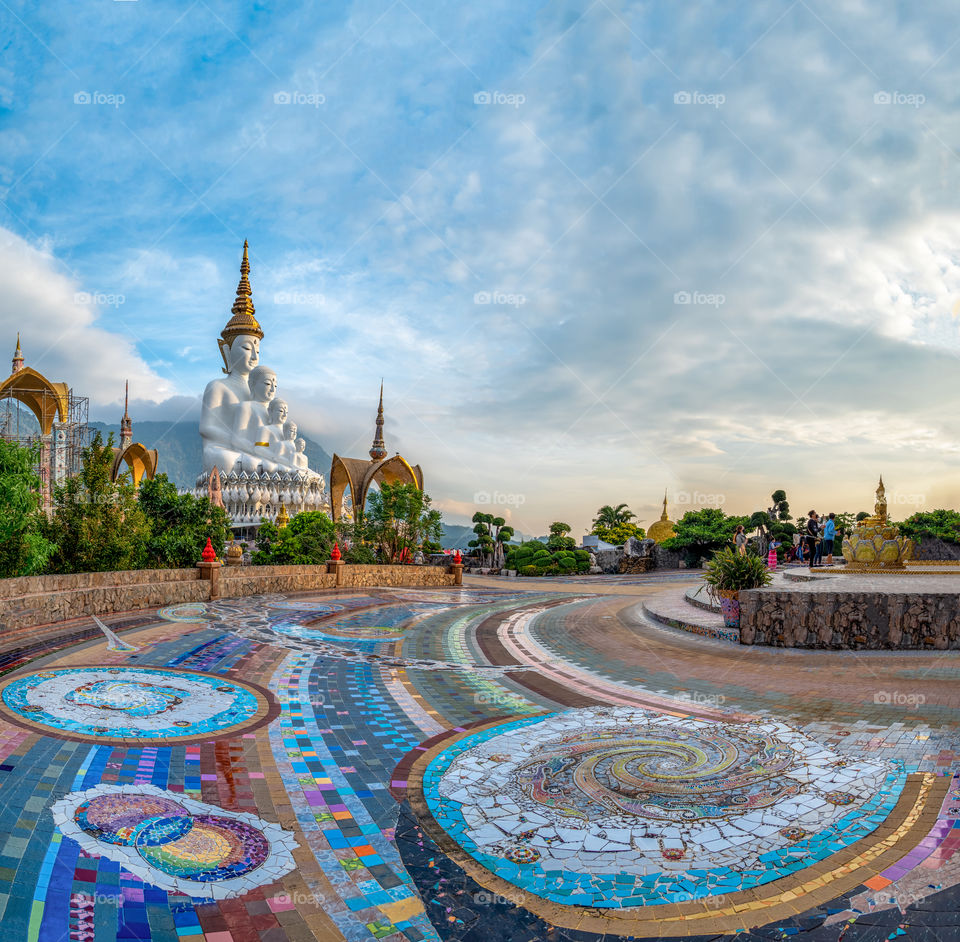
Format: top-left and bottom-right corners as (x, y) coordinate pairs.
(193, 468), (329, 528)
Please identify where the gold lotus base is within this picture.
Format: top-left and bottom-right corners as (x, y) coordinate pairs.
(842, 523), (914, 572)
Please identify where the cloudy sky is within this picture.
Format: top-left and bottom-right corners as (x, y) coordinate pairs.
(3, 0), (960, 536)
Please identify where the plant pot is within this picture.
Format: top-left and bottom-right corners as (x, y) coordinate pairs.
(716, 589), (740, 628)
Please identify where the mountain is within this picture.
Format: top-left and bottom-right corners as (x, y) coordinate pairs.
(89, 420), (333, 489)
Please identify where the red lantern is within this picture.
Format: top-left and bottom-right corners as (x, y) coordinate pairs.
(453, 550), (462, 565)
(331, 542), (341, 561)
(201, 537), (216, 562)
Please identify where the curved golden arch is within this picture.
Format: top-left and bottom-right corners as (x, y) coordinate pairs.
(329, 454), (357, 522)
(0, 367), (69, 435)
(111, 442), (158, 487)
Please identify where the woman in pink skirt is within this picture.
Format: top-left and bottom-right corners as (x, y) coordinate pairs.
(767, 540), (779, 570)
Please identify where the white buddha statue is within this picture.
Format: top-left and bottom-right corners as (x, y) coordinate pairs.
(294, 436), (309, 472)
(233, 365), (279, 472)
(201, 241), (265, 474)
(276, 420), (298, 468)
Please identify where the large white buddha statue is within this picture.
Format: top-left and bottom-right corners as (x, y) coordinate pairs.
(200, 241), (325, 493)
(200, 241), (265, 473)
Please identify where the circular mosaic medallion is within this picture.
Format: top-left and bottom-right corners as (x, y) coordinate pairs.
(410, 707), (902, 911)
(0, 666), (275, 744)
(157, 603), (210, 623)
(53, 784), (297, 898)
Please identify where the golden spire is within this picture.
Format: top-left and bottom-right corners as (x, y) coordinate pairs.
(120, 380), (133, 447)
(220, 240), (264, 346)
(11, 333), (23, 374)
(661, 489), (669, 521)
(276, 502), (290, 528)
(369, 380), (387, 461)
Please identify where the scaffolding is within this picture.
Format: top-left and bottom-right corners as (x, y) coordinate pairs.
(0, 386), (91, 511)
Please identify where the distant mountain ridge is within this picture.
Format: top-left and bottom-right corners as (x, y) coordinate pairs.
(89, 420), (333, 489)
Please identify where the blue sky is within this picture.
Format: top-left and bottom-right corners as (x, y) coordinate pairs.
(3, 0), (960, 535)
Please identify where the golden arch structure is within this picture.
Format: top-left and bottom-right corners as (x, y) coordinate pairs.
(330, 453), (424, 522)
(0, 367), (70, 436)
(111, 441), (159, 486)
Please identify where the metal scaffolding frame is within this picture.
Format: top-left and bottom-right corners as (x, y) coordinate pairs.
(0, 386), (91, 510)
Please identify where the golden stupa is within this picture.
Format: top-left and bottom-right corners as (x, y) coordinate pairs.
(276, 502), (290, 528)
(842, 476), (913, 571)
(647, 491), (676, 543)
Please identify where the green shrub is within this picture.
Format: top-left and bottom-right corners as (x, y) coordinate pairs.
(520, 565), (540, 577)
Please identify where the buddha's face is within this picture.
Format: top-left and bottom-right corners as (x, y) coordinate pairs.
(285, 422), (297, 440)
(268, 399), (288, 423)
(295, 437), (306, 453)
(228, 335), (260, 374)
(249, 368), (277, 402)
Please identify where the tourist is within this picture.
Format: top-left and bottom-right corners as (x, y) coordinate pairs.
(734, 524), (747, 556)
(805, 510), (819, 569)
(767, 539), (779, 570)
(813, 515), (824, 567)
(823, 512), (836, 566)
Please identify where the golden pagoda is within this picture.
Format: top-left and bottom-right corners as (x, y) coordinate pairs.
(218, 240), (264, 371)
(647, 491), (676, 543)
(842, 476), (913, 570)
(276, 502), (290, 528)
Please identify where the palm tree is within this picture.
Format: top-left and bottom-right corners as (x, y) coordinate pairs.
(593, 503), (635, 528)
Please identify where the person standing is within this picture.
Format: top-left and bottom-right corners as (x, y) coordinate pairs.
(767, 539), (779, 570)
(823, 512), (836, 566)
(806, 510), (819, 569)
(734, 524), (747, 556)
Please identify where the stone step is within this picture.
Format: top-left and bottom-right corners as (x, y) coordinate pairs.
(642, 585), (740, 643)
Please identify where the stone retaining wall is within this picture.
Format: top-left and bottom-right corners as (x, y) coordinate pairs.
(739, 589), (960, 649)
(0, 565), (457, 633)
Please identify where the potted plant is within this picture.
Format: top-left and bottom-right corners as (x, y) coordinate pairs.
(701, 546), (773, 628)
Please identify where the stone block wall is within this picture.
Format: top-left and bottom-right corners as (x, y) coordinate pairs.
(739, 589), (960, 649)
(0, 564), (458, 633)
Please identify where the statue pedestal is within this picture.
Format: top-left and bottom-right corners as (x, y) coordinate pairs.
(197, 560), (222, 599)
(449, 563), (463, 586)
(326, 559), (345, 586)
(193, 467), (328, 530)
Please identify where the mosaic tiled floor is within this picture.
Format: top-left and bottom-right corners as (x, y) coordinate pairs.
(0, 579), (959, 940)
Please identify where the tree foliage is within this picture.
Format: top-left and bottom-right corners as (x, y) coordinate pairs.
(137, 474), (230, 568)
(364, 483), (442, 563)
(547, 521), (576, 551)
(662, 508), (750, 565)
(468, 511), (514, 566)
(252, 511), (336, 565)
(45, 432), (150, 573)
(898, 509), (960, 545)
(506, 540), (591, 576)
(591, 522), (646, 545)
(592, 503), (635, 528)
(0, 438), (56, 578)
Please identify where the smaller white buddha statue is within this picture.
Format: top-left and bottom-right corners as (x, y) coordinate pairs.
(277, 420), (298, 468)
(234, 365), (278, 472)
(293, 436), (309, 472)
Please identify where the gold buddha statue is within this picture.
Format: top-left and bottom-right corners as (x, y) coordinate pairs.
(842, 475), (913, 570)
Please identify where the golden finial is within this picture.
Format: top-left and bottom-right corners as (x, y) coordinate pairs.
(276, 502), (290, 528)
(219, 240), (264, 371)
(661, 489), (669, 520)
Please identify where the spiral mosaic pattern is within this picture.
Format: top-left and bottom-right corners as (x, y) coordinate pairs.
(513, 725), (798, 821)
(0, 667), (270, 743)
(53, 785), (297, 898)
(422, 707), (896, 907)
